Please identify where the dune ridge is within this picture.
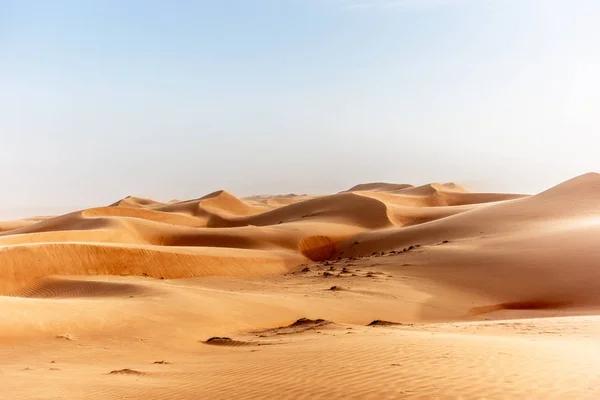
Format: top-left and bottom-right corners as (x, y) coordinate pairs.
(0, 175), (597, 296)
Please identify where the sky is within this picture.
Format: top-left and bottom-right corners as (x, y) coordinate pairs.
(1, 0), (599, 217)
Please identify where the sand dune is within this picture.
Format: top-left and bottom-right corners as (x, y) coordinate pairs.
(338, 173), (600, 256)
(232, 192), (398, 229)
(2, 173), (600, 398)
(0, 174), (597, 296)
(152, 190), (269, 217)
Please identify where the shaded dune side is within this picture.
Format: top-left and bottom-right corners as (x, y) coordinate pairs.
(0, 212), (363, 257)
(144, 223), (358, 254)
(0, 243), (303, 294)
(117, 217), (361, 255)
(203, 192), (399, 229)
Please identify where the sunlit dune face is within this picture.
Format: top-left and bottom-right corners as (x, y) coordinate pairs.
(568, 217), (600, 228)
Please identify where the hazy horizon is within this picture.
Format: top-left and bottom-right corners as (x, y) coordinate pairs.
(2, 0), (599, 218)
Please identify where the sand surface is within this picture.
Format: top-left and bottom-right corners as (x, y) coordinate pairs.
(2, 174), (600, 399)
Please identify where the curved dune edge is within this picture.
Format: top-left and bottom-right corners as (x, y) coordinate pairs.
(298, 235), (337, 261)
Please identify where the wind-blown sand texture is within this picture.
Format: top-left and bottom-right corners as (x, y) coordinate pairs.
(2, 173), (600, 399)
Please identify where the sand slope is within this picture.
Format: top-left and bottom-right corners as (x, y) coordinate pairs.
(2, 173), (600, 398)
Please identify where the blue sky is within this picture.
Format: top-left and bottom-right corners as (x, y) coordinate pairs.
(1, 0), (599, 217)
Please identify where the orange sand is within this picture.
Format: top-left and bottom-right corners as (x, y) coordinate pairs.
(2, 174), (600, 399)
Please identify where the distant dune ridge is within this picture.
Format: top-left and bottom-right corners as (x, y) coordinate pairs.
(0, 174), (597, 298)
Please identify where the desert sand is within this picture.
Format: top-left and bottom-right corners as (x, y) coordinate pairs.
(2, 173), (600, 399)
